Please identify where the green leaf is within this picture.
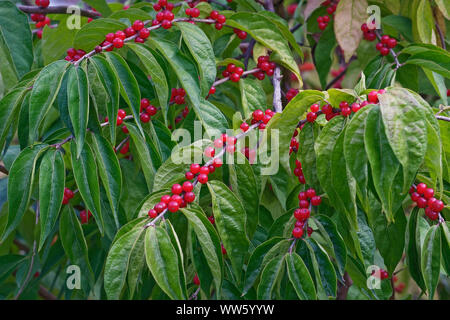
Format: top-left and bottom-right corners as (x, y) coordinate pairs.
(0, 1), (33, 79)
(147, 39), (228, 135)
(379, 88), (427, 193)
(104, 223), (145, 299)
(89, 133), (122, 229)
(334, 0), (367, 62)
(177, 22), (216, 97)
(41, 18), (77, 65)
(285, 252), (317, 300)
(2, 144), (48, 241)
(59, 206), (95, 294)
(73, 19), (127, 52)
(267, 90), (324, 173)
(0, 88), (27, 153)
(435, 0), (450, 19)
(90, 56), (120, 144)
(441, 222), (450, 276)
(364, 105), (404, 221)
(298, 122), (320, 191)
(67, 66), (90, 158)
(207, 180), (250, 282)
(127, 44), (169, 125)
(70, 140), (104, 234)
(104, 52), (144, 137)
(421, 225), (441, 299)
(227, 12), (301, 82)
(344, 105), (374, 212)
(242, 237), (285, 295)
(126, 123), (157, 192)
(414, 0), (435, 44)
(306, 238), (337, 298)
(180, 206), (223, 295)
(28, 61), (68, 142)
(405, 207), (426, 291)
(256, 255), (285, 300)
(228, 152), (259, 240)
(144, 225), (186, 300)
(404, 50), (450, 79)
(373, 207), (407, 274)
(83, 0), (113, 17)
(38, 149), (65, 251)
(239, 77), (267, 118)
(314, 22), (336, 89)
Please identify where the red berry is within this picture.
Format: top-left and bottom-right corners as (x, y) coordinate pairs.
(140, 113), (150, 123)
(161, 195), (171, 204)
(212, 158), (223, 168)
(318, 22), (327, 30)
(307, 227), (314, 237)
(171, 194), (183, 205)
(214, 138), (224, 148)
(221, 243), (227, 255)
(306, 112), (317, 123)
(208, 216), (215, 224)
(367, 91), (379, 104)
(431, 199), (444, 212)
(193, 274), (200, 286)
(39, 0), (49, 7)
(311, 196), (321, 206)
(190, 163), (201, 174)
(125, 27), (136, 37)
(381, 35), (390, 45)
(351, 103), (361, 113)
(121, 125), (129, 134)
(253, 109), (264, 121)
(146, 105), (157, 116)
(182, 181), (194, 192)
(322, 104), (333, 114)
(210, 10), (219, 19)
(416, 197), (427, 208)
(118, 109), (126, 118)
(62, 196), (69, 205)
(204, 146), (215, 158)
(306, 188), (316, 199)
(64, 188), (74, 199)
(161, 20), (172, 29)
(298, 192), (307, 201)
(199, 166), (210, 175)
(294, 208), (310, 221)
(230, 73), (240, 82)
(292, 227), (304, 238)
(423, 188), (434, 199)
(116, 116), (123, 126)
(341, 107), (351, 117)
(299, 200), (309, 209)
(115, 30), (126, 40)
(310, 104), (320, 113)
(148, 209), (158, 218)
(416, 183), (427, 194)
(184, 192), (195, 203)
(191, 8), (200, 18)
(411, 192), (420, 202)
(168, 201), (179, 213)
(198, 174), (208, 184)
(427, 197), (437, 207)
(185, 171), (195, 180)
(380, 47), (390, 56)
(171, 183), (182, 194)
(217, 15), (226, 23)
(113, 38), (124, 48)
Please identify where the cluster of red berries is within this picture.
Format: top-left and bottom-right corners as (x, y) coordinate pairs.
(375, 35), (398, 56)
(208, 10), (227, 30)
(35, 0), (49, 8)
(222, 63), (244, 83)
(80, 209), (93, 224)
(62, 187), (74, 205)
(293, 160), (305, 184)
(209, 133), (238, 155)
(152, 0), (175, 29)
(64, 48), (87, 62)
(206, 86), (216, 99)
(317, 15), (331, 30)
(170, 88), (186, 105)
(361, 23), (377, 41)
(175, 106), (190, 125)
(286, 88), (299, 101)
(100, 20), (149, 51)
(409, 183), (445, 221)
(233, 28), (247, 40)
(372, 268), (389, 280)
(118, 140), (130, 155)
(105, 108), (127, 126)
(239, 108), (274, 131)
(185, 7), (200, 18)
(253, 55), (276, 80)
(139, 98), (158, 123)
(291, 188), (321, 238)
(289, 131), (299, 154)
(321, 0), (339, 15)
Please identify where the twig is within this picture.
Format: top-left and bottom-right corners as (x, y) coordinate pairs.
(38, 285), (57, 300)
(272, 67), (283, 113)
(212, 68), (261, 87)
(243, 39), (255, 69)
(336, 272), (352, 300)
(50, 135), (73, 148)
(288, 239), (297, 254)
(290, 23), (302, 33)
(374, 30), (403, 70)
(436, 115), (450, 122)
(189, 286), (201, 300)
(17, 5), (101, 18)
(0, 164), (9, 175)
(436, 106), (450, 116)
(265, 0), (275, 12)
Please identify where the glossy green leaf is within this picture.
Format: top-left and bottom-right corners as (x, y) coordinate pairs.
(28, 61), (68, 142)
(104, 223), (145, 299)
(144, 225), (186, 300)
(307, 238), (337, 298)
(239, 78), (267, 118)
(256, 255), (285, 300)
(89, 133), (122, 229)
(314, 22), (336, 89)
(83, 0), (112, 16)
(421, 225), (441, 299)
(207, 180), (250, 282)
(90, 55), (120, 144)
(127, 44), (169, 125)
(38, 149), (65, 251)
(298, 122), (320, 191)
(2, 144), (48, 241)
(59, 206), (95, 294)
(73, 19), (127, 52)
(285, 252), (317, 300)
(0, 88), (27, 153)
(70, 140), (104, 234)
(177, 22), (216, 97)
(67, 66), (90, 158)
(105, 52), (144, 137)
(441, 222), (450, 276)
(405, 207), (426, 291)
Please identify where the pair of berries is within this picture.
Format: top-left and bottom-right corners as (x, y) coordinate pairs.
(209, 10), (226, 30)
(372, 268), (389, 280)
(254, 56), (276, 80)
(64, 48), (86, 62)
(410, 183), (445, 220)
(170, 88), (186, 105)
(293, 160), (306, 184)
(367, 89), (385, 104)
(105, 109), (127, 126)
(361, 23), (377, 41)
(35, 16), (51, 29)
(246, 109), (274, 130)
(321, 0), (339, 14)
(222, 63), (244, 83)
(317, 15), (331, 31)
(375, 35), (398, 56)
(139, 98), (158, 123)
(80, 210), (93, 224)
(118, 140), (130, 155)
(35, 0), (49, 8)
(185, 7), (200, 18)
(233, 28), (247, 40)
(62, 188), (74, 205)
(290, 136), (299, 154)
